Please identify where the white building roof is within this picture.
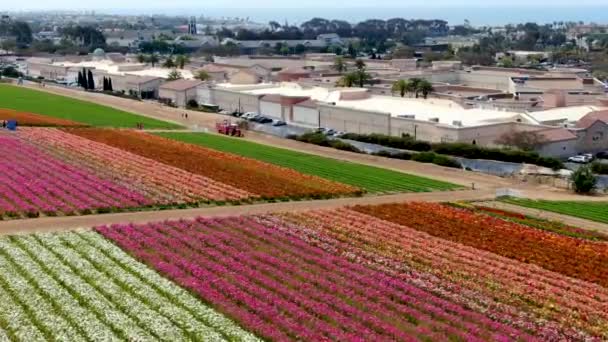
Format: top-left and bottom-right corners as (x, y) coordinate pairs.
(527, 106), (603, 124)
(54, 59), (195, 80)
(243, 83), (531, 127)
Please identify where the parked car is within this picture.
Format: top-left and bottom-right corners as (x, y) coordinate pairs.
(246, 114), (262, 121)
(324, 129), (337, 136)
(241, 112), (258, 120)
(257, 116), (273, 124)
(332, 131), (345, 137)
(596, 151), (608, 159)
(568, 155), (591, 163)
(272, 120), (287, 126)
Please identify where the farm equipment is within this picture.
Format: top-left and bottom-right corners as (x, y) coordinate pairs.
(216, 120), (243, 137)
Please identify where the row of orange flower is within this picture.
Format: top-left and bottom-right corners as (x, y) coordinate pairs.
(66, 128), (360, 199)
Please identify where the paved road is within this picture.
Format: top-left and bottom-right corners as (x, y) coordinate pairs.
(0, 189), (495, 236)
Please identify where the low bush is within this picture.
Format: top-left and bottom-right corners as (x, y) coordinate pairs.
(591, 162), (608, 175)
(342, 133), (563, 169)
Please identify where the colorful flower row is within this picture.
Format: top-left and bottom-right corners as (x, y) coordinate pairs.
(273, 208), (608, 340)
(97, 216), (542, 342)
(66, 128), (361, 199)
(0, 133), (150, 216)
(0, 231), (256, 341)
(19, 128), (254, 203)
(352, 202), (608, 288)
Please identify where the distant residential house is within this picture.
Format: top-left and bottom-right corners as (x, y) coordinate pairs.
(159, 79), (205, 107)
(229, 69), (263, 85)
(200, 64), (229, 82)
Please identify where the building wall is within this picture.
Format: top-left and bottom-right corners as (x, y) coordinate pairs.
(537, 140), (578, 158)
(576, 121), (608, 153)
(260, 101), (282, 119)
(293, 106), (319, 126)
(210, 88), (260, 113)
(159, 88), (178, 104)
(319, 105), (390, 134)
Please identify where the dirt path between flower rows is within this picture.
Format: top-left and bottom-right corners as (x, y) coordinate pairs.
(475, 201), (608, 234)
(0, 189), (496, 236)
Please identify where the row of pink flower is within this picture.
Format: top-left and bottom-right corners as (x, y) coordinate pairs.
(19, 128), (254, 203)
(268, 209), (608, 340)
(0, 133), (151, 215)
(96, 216), (536, 342)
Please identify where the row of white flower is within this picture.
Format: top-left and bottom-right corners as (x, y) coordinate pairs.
(0, 230), (260, 342)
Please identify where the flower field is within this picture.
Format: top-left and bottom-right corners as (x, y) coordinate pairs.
(0, 108), (85, 127)
(66, 128), (361, 199)
(0, 230), (257, 341)
(96, 206), (608, 341)
(353, 202), (608, 287)
(20, 128), (254, 204)
(0, 132), (151, 217)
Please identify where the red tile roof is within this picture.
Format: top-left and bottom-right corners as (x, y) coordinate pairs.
(576, 110), (608, 129)
(535, 128), (577, 142)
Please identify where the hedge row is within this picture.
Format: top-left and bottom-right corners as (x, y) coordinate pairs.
(291, 133), (461, 169)
(341, 133), (563, 170)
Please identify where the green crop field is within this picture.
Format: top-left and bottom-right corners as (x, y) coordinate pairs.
(501, 198), (608, 224)
(157, 132), (461, 193)
(0, 84), (181, 129)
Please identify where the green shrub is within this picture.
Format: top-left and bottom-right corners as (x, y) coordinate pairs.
(591, 162), (608, 175)
(571, 166), (597, 194)
(329, 140), (361, 153)
(412, 152), (437, 163)
(341, 133), (563, 169)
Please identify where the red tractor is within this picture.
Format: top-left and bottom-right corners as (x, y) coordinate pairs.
(216, 120), (243, 137)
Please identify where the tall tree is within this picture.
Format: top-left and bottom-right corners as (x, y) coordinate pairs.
(337, 72), (358, 87)
(77, 71), (84, 88)
(175, 55), (190, 69)
(417, 79), (434, 99)
(81, 68), (88, 89)
(108, 78), (113, 91)
(87, 69), (95, 90)
(102, 77), (107, 91)
(392, 79), (413, 97)
(147, 54), (159, 67)
(195, 70), (210, 81)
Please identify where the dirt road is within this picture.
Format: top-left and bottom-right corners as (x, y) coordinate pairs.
(0, 189), (494, 236)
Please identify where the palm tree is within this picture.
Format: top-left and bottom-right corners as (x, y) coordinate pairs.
(175, 55), (190, 69)
(163, 56), (176, 68)
(417, 79), (434, 99)
(147, 54), (159, 67)
(355, 69), (371, 88)
(195, 70), (210, 81)
(409, 78), (423, 98)
(337, 72), (358, 87)
(167, 70), (182, 81)
(332, 56), (347, 73)
(392, 79), (412, 98)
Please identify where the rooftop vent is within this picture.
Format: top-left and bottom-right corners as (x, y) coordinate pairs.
(429, 117), (440, 123)
(452, 120), (463, 127)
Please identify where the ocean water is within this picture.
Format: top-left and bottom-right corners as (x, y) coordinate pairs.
(109, 7), (608, 26)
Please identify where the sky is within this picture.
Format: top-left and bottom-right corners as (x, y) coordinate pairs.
(5, 0), (608, 11)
